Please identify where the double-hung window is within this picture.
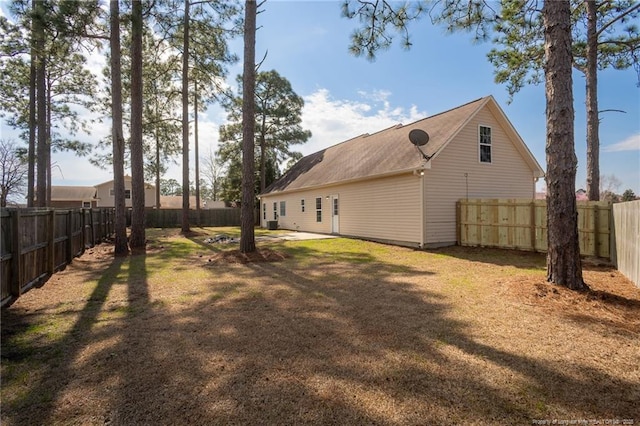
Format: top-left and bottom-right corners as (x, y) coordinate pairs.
(280, 201), (286, 217)
(315, 197), (322, 222)
(479, 126), (492, 163)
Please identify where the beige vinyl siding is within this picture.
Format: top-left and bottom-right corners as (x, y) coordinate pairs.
(261, 173), (423, 245)
(337, 174), (422, 244)
(424, 106), (536, 245)
(261, 192), (331, 234)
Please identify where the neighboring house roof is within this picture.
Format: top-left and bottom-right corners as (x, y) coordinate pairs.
(262, 96), (544, 195)
(50, 186), (97, 201)
(160, 195), (188, 208)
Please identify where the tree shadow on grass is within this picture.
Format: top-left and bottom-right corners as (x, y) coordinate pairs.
(2, 240), (638, 424)
(430, 245), (547, 270)
(1, 255), (127, 424)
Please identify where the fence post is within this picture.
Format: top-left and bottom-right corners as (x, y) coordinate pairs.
(81, 209), (86, 252)
(10, 209), (22, 298)
(90, 208), (95, 246)
(47, 209), (55, 275)
(66, 210), (73, 265)
(610, 206), (617, 267)
(592, 204), (600, 258)
(530, 201), (536, 252)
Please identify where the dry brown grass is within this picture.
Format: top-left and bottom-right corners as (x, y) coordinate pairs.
(1, 228), (639, 425)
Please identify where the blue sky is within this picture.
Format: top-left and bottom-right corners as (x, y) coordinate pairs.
(1, 0), (639, 194)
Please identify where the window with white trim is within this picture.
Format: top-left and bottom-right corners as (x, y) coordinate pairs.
(280, 201), (286, 217)
(479, 126), (492, 163)
(315, 197), (322, 222)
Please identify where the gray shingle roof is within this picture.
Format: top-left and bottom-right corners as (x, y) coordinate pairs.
(262, 96), (490, 195)
(50, 186), (97, 201)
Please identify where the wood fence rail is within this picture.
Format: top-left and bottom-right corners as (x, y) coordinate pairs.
(457, 199), (612, 259)
(1, 207), (115, 308)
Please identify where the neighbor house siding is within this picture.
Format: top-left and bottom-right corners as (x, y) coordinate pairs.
(423, 106), (536, 245)
(261, 173), (423, 246)
(95, 179), (156, 208)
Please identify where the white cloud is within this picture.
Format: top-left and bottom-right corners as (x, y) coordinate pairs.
(300, 88), (427, 155)
(47, 88), (429, 185)
(603, 133), (640, 152)
(356, 89), (392, 103)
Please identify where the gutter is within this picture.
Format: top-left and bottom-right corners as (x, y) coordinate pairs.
(259, 165), (424, 198)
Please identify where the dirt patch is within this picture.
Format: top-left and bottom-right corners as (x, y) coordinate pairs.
(504, 266), (640, 333)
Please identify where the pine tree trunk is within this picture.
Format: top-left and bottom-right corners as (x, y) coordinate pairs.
(240, 0), (257, 253)
(46, 77), (51, 205)
(155, 132), (161, 210)
(194, 80), (200, 225)
(110, 0), (129, 256)
(543, 0), (587, 291)
(27, 0), (36, 207)
(34, 0), (46, 207)
(259, 131), (266, 193)
(181, 0), (191, 234)
(129, 0), (146, 249)
(154, 83), (161, 210)
(585, 0), (600, 201)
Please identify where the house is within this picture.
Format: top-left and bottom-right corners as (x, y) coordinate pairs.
(50, 186), (98, 208)
(49, 176), (157, 208)
(94, 176), (156, 208)
(259, 96), (544, 248)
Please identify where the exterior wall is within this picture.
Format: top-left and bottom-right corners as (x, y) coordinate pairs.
(95, 179), (156, 208)
(260, 173), (423, 246)
(423, 106), (537, 245)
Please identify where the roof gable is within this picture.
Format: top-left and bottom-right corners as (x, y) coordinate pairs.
(263, 96), (543, 195)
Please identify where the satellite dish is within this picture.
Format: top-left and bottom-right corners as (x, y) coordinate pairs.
(409, 129), (429, 147)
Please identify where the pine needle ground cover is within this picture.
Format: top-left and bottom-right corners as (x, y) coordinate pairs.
(2, 228), (638, 425)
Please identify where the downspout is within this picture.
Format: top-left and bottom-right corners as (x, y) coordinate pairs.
(420, 171), (425, 249)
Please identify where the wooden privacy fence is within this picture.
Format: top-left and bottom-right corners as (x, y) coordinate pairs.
(457, 199), (612, 259)
(143, 208), (241, 228)
(611, 200), (639, 286)
(1, 208), (115, 308)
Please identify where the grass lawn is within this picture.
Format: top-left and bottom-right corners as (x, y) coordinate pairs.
(1, 227), (639, 425)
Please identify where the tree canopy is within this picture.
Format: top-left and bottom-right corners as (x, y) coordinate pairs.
(218, 69), (311, 199)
